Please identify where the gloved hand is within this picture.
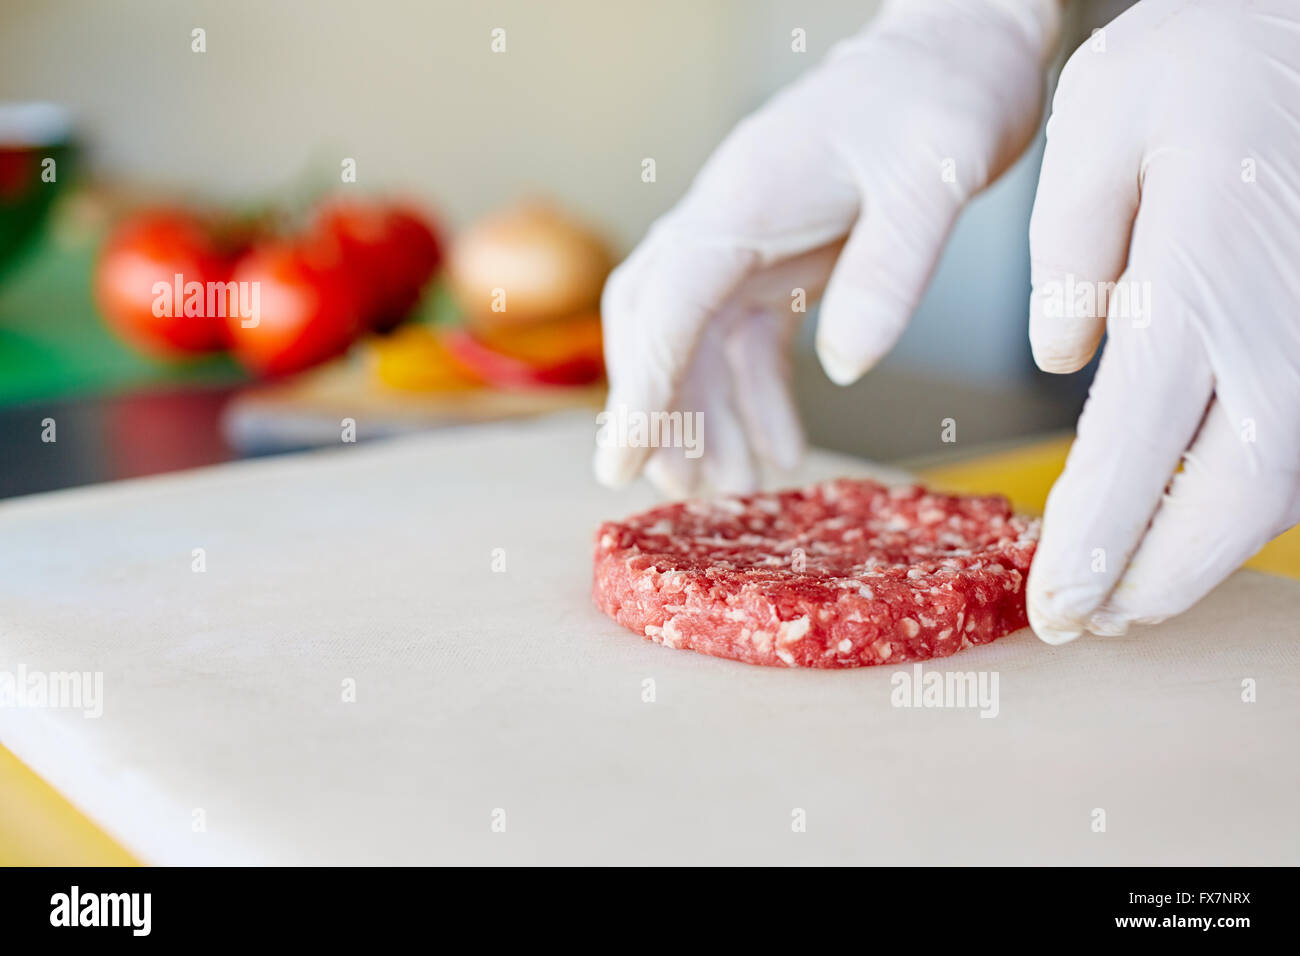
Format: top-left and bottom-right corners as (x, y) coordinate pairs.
(594, 0), (1063, 496)
(1026, 0), (1300, 643)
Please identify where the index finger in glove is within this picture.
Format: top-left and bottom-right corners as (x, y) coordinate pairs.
(1028, 44), (1141, 374)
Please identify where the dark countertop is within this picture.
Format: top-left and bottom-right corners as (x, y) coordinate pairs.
(0, 384), (244, 499)
(0, 361), (1085, 501)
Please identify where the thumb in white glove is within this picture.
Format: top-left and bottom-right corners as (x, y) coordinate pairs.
(1026, 0), (1300, 644)
(594, 0), (1062, 495)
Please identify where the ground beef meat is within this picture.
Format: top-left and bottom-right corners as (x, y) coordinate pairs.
(592, 478), (1039, 668)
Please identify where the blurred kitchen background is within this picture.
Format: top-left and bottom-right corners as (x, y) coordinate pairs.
(0, 0), (1125, 497)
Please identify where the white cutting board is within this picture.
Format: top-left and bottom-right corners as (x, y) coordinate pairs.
(0, 411), (1297, 865)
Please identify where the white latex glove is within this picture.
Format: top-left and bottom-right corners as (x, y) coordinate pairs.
(1026, 0), (1300, 643)
(594, 0), (1063, 496)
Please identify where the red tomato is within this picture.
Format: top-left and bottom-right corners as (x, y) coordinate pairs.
(383, 205), (442, 315)
(94, 211), (232, 355)
(226, 235), (366, 377)
(314, 200), (442, 332)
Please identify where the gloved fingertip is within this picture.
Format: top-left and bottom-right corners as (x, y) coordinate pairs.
(1085, 608), (1131, 637)
(702, 450), (758, 498)
(644, 453), (700, 500)
(592, 444), (640, 489)
(1027, 601), (1083, 646)
(714, 471), (759, 497)
(815, 282), (913, 386)
(815, 337), (871, 387)
(751, 413), (804, 474)
(770, 436), (805, 474)
(1027, 291), (1105, 374)
(1030, 340), (1095, 375)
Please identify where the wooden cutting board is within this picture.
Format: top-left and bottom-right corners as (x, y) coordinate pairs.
(222, 354), (606, 451)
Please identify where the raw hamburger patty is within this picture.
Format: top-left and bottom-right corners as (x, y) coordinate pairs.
(592, 479), (1039, 668)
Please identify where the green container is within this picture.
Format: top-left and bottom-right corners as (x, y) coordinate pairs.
(0, 102), (76, 281)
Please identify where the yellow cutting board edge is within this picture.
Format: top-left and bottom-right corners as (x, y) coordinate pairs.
(0, 744), (138, 865)
(3, 434), (1297, 866)
(918, 436), (1300, 580)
